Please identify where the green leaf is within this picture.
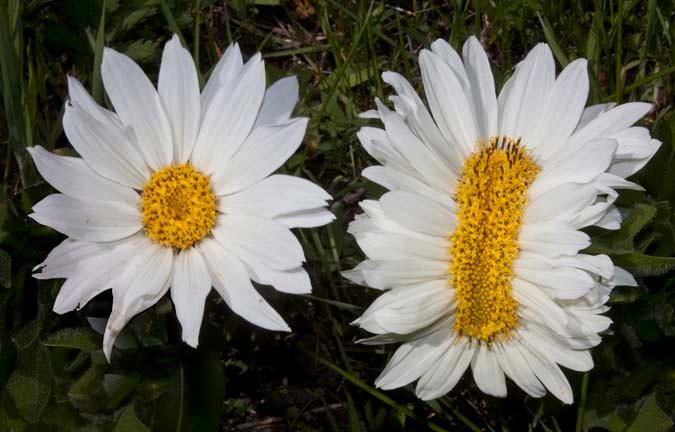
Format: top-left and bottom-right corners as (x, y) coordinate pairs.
(104, 374), (140, 410)
(5, 342), (52, 423)
(586, 392), (673, 432)
(612, 252), (675, 276)
(627, 393), (673, 432)
(124, 39), (160, 63)
(114, 405), (150, 432)
(43, 327), (102, 352)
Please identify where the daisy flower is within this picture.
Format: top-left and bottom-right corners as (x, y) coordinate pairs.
(29, 35), (334, 360)
(345, 36), (660, 403)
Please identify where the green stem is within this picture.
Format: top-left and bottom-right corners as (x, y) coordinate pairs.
(576, 372), (590, 432)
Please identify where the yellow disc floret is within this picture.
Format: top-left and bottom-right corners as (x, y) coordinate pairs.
(450, 137), (540, 342)
(140, 164), (217, 250)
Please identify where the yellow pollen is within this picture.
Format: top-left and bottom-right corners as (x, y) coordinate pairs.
(140, 164), (217, 250)
(450, 136), (540, 342)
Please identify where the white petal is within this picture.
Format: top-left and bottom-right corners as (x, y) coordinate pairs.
(212, 213), (305, 271)
(512, 277), (570, 338)
(531, 138), (617, 198)
(514, 253), (595, 299)
(526, 182), (597, 222)
(274, 208), (336, 228)
(559, 102), (651, 160)
(354, 232), (449, 262)
(529, 59), (589, 160)
(158, 34), (201, 164)
(415, 337), (474, 400)
(218, 174), (330, 218)
(496, 341), (546, 398)
(518, 337), (573, 404)
(576, 103), (615, 130)
(519, 222), (590, 257)
(63, 102), (149, 188)
(248, 263), (312, 295)
(556, 254), (614, 280)
(27, 146), (139, 206)
(201, 43), (243, 116)
(523, 326), (593, 372)
(375, 326), (454, 390)
(211, 118), (308, 195)
(171, 247), (212, 347)
(34, 239), (99, 279)
(198, 237), (290, 331)
(613, 266), (637, 287)
(67, 76), (120, 125)
(609, 139), (661, 178)
(380, 191), (455, 237)
(471, 344), (507, 397)
(354, 279), (453, 334)
(30, 194), (141, 242)
(429, 39), (470, 90)
(356, 126), (409, 172)
(104, 238), (173, 360)
(191, 54), (266, 175)
(376, 103), (454, 194)
(362, 166), (456, 210)
(51, 238), (139, 313)
(381, 72), (463, 176)
(254, 76), (299, 127)
(498, 43), (555, 141)
(462, 36), (498, 138)
(420, 49), (478, 154)
(101, 48), (173, 170)
(345, 259), (448, 290)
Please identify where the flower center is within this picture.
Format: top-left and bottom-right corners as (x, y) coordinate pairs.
(450, 137), (540, 342)
(140, 164), (217, 250)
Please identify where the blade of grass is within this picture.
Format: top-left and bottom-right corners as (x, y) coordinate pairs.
(0, 0), (32, 188)
(193, 0), (203, 87)
(159, 0), (204, 84)
(262, 44), (331, 59)
(302, 295), (362, 313)
(537, 12), (569, 67)
(618, 65), (675, 96)
(304, 349), (453, 432)
(91, 0), (106, 104)
(615, 0), (624, 102)
(318, 1), (376, 120)
(159, 0), (185, 44)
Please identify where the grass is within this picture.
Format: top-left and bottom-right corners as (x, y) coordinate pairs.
(1, 0), (675, 431)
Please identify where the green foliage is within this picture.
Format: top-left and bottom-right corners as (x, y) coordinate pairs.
(0, 0), (674, 430)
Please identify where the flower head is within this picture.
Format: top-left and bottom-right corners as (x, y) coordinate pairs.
(30, 35), (334, 360)
(346, 36), (660, 403)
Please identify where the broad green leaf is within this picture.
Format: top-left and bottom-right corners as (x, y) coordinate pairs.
(43, 327), (101, 352)
(613, 252), (675, 276)
(114, 405), (150, 432)
(5, 342), (52, 423)
(104, 374), (141, 410)
(627, 393), (673, 432)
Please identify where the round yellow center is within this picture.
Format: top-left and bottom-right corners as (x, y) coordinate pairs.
(140, 164), (217, 250)
(450, 137), (540, 342)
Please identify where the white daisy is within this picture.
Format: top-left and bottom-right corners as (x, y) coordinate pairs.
(345, 36), (660, 403)
(29, 35), (334, 360)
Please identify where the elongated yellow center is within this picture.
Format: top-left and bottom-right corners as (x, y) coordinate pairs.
(141, 164), (217, 250)
(450, 137), (540, 342)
